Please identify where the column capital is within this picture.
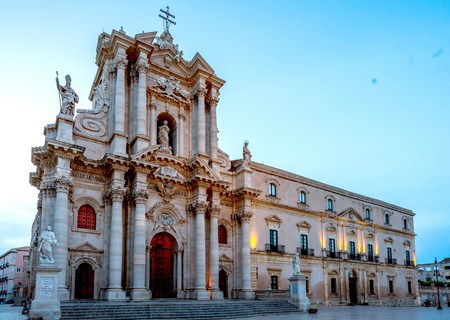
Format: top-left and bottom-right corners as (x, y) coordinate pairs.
(106, 187), (126, 202)
(136, 61), (149, 74)
(207, 96), (219, 108)
(208, 203), (221, 218)
(196, 86), (207, 98)
(189, 200), (208, 215)
(132, 188), (149, 204)
(54, 176), (73, 193)
(114, 56), (127, 70)
(238, 210), (253, 222)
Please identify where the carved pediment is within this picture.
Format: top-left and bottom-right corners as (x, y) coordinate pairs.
(297, 220), (312, 231)
(326, 223), (337, 233)
(154, 166), (185, 183)
(69, 242), (103, 253)
(188, 156), (221, 182)
(403, 240), (411, 247)
(338, 208), (364, 222)
(345, 226), (357, 236)
(265, 215), (282, 227)
(149, 75), (190, 104)
(219, 254), (233, 262)
(384, 237), (394, 244)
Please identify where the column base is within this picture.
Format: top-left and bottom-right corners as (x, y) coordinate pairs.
(110, 132), (128, 157)
(238, 289), (255, 299)
(105, 288), (126, 301)
(130, 288), (151, 301)
(131, 135), (150, 155)
(191, 289), (210, 300)
(210, 289), (223, 300)
(177, 290), (186, 299)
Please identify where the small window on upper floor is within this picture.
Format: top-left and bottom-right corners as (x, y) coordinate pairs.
(268, 183), (277, 197)
(218, 225), (228, 244)
(327, 198), (334, 211)
(77, 205), (96, 230)
(299, 191), (306, 204)
(384, 213), (390, 225)
(403, 218), (408, 229)
(365, 208), (371, 220)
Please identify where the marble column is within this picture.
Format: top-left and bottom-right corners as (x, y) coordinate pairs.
(176, 250), (183, 298)
(130, 188), (150, 300)
(178, 109), (185, 157)
(111, 55), (128, 156)
(132, 60), (149, 153)
(208, 97), (218, 161)
(150, 103), (157, 146)
(209, 205), (223, 300)
(105, 187), (126, 300)
(52, 177), (72, 300)
(238, 210), (254, 299)
(191, 201), (209, 300)
(196, 86), (206, 155)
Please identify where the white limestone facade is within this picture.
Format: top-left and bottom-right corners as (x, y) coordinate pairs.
(28, 26), (419, 306)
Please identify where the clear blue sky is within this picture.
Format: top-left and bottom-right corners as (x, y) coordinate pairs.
(0, 1), (449, 264)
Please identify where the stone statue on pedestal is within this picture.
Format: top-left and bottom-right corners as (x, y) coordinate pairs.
(292, 253), (301, 275)
(158, 120), (172, 154)
(243, 140), (252, 166)
(38, 226), (59, 264)
(56, 73), (79, 116)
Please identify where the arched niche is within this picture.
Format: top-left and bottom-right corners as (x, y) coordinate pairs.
(157, 112), (177, 155)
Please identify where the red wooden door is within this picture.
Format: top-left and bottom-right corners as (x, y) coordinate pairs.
(150, 232), (176, 298)
(75, 263), (94, 299)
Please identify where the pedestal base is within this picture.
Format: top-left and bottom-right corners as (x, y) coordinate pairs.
(177, 290), (186, 299)
(57, 287), (70, 301)
(191, 289), (210, 300)
(130, 288), (151, 301)
(288, 275), (310, 312)
(30, 264), (62, 320)
(210, 289), (224, 300)
(238, 289), (255, 299)
(105, 288), (127, 301)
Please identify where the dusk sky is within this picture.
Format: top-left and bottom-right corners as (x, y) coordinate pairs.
(0, 1), (449, 264)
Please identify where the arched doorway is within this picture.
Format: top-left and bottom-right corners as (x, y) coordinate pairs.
(219, 269), (228, 299)
(349, 270), (357, 304)
(75, 263), (94, 299)
(150, 232), (176, 298)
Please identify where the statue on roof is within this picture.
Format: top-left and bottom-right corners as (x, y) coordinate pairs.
(56, 72), (79, 117)
(243, 140), (252, 167)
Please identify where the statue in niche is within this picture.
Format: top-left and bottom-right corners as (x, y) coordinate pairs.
(38, 226), (59, 264)
(158, 120), (170, 148)
(56, 73), (79, 116)
(292, 253), (301, 275)
(243, 140), (252, 167)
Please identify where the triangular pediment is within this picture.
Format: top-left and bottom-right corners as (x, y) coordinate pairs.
(189, 52), (216, 75)
(219, 254), (233, 262)
(297, 220), (312, 231)
(69, 242), (103, 253)
(188, 156), (221, 182)
(338, 208), (364, 222)
(135, 31), (158, 45)
(265, 215), (283, 227)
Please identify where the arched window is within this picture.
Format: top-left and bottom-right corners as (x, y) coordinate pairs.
(384, 213), (390, 225)
(299, 191), (306, 204)
(218, 225), (227, 244)
(327, 198), (334, 211)
(268, 183), (277, 197)
(77, 205), (96, 230)
(365, 208), (371, 220)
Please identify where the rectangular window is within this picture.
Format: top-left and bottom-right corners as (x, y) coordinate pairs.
(387, 247), (392, 262)
(408, 281), (412, 294)
(349, 241), (356, 258)
(329, 238), (335, 252)
(300, 234), (308, 254)
(444, 266), (450, 270)
(16, 268), (21, 272)
(405, 250), (410, 265)
(306, 279), (310, 293)
(369, 279), (375, 294)
(271, 275), (278, 290)
(330, 278), (337, 294)
(368, 244), (374, 261)
(269, 229), (278, 251)
(327, 199), (333, 211)
(389, 280), (394, 294)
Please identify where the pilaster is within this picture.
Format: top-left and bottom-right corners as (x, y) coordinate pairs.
(196, 85), (207, 155)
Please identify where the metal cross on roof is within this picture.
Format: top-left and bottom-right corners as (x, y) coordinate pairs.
(159, 6), (176, 33)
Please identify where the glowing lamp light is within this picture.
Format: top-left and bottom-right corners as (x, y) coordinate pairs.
(250, 234), (257, 250)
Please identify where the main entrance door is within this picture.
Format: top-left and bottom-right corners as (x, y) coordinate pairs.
(150, 232), (176, 298)
(349, 271), (357, 304)
(219, 269), (228, 299)
(74, 263), (94, 299)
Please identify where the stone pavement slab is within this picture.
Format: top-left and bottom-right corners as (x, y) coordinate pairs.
(0, 304), (27, 320)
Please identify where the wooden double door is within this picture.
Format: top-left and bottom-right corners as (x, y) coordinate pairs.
(150, 232), (176, 298)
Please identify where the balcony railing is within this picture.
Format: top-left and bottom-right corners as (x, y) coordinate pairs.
(385, 258), (397, 265)
(348, 253), (362, 261)
(265, 243), (285, 254)
(326, 251), (342, 259)
(297, 247), (315, 257)
(367, 255), (379, 262)
(404, 260), (414, 266)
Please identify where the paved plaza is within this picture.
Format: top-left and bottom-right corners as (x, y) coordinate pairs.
(1, 304), (449, 320)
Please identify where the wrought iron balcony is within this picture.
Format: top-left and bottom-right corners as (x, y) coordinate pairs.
(326, 251), (342, 259)
(348, 253), (362, 261)
(297, 247), (315, 256)
(265, 243), (285, 254)
(367, 255), (379, 262)
(404, 260), (414, 266)
(385, 258), (397, 265)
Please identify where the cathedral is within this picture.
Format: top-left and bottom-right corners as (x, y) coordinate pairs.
(29, 12), (419, 306)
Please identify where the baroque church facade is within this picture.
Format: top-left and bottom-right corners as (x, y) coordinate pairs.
(29, 21), (419, 306)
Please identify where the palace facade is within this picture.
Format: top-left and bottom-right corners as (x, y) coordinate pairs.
(29, 24), (419, 306)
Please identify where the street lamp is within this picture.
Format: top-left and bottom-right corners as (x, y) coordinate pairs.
(435, 257), (443, 310)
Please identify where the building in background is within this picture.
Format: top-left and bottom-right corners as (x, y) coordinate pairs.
(0, 246), (30, 303)
(418, 258), (450, 284)
(28, 17), (419, 306)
